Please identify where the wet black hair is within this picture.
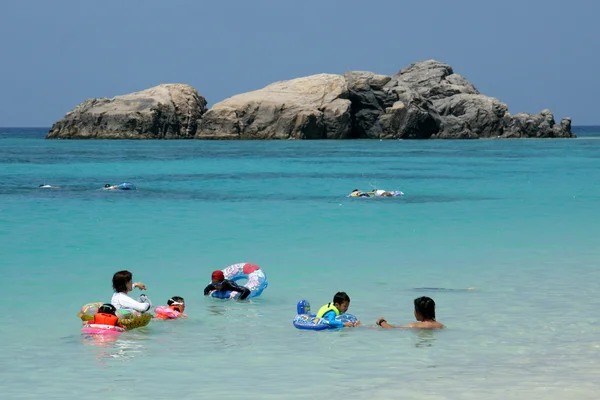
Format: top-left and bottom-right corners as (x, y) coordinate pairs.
(104, 184), (111, 188)
(112, 270), (133, 292)
(98, 303), (117, 315)
(168, 296), (185, 312)
(167, 296), (184, 305)
(414, 296), (436, 321)
(333, 292), (350, 305)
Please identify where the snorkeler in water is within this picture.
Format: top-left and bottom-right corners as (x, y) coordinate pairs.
(349, 189), (372, 197)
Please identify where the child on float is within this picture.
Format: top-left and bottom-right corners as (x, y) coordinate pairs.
(110, 270), (152, 313)
(155, 296), (187, 319)
(85, 303), (124, 328)
(376, 296), (444, 329)
(316, 292), (360, 328)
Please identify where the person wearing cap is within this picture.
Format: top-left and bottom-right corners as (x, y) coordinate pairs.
(203, 270), (251, 300)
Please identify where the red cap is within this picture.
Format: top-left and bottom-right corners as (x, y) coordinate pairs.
(211, 270), (224, 282)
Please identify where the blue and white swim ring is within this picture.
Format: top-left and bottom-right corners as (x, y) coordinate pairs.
(292, 300), (358, 330)
(117, 182), (136, 190)
(209, 263), (268, 300)
(347, 190), (404, 198)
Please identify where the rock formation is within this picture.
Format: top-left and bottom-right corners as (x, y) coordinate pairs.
(195, 74), (352, 139)
(46, 61), (574, 139)
(195, 60), (574, 139)
(47, 84), (207, 139)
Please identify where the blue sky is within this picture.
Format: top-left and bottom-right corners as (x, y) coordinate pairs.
(1, 0), (598, 126)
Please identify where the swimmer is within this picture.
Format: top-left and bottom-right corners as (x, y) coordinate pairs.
(316, 292), (360, 328)
(103, 183), (137, 190)
(155, 296), (187, 319)
(204, 270), (251, 300)
(84, 303), (124, 328)
(110, 270), (151, 313)
(376, 296), (444, 329)
(349, 189), (371, 197)
(373, 189), (393, 197)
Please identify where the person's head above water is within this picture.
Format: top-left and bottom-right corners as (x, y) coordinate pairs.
(414, 296), (436, 321)
(104, 184), (111, 188)
(211, 270), (225, 287)
(167, 296), (185, 312)
(333, 291), (350, 313)
(352, 189), (359, 192)
(98, 303), (117, 315)
(112, 270), (133, 293)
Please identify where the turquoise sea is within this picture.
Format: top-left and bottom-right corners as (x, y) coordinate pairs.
(1, 127), (600, 399)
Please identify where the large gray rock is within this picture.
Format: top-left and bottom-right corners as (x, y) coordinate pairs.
(430, 94), (508, 138)
(386, 60), (504, 138)
(381, 60), (574, 139)
(379, 87), (441, 139)
(46, 60), (574, 140)
(196, 74), (352, 139)
(502, 109), (574, 138)
(46, 84), (207, 139)
(344, 71), (395, 138)
(388, 60), (480, 100)
(196, 59), (572, 140)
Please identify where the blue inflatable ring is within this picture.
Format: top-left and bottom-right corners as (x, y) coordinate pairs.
(209, 263), (268, 300)
(117, 182), (136, 190)
(292, 300), (358, 330)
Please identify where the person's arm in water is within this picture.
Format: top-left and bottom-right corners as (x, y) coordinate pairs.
(322, 310), (357, 328)
(222, 280), (252, 300)
(203, 283), (216, 295)
(323, 311), (356, 328)
(204, 279), (251, 300)
(376, 317), (443, 329)
(376, 317), (402, 328)
(322, 310), (345, 328)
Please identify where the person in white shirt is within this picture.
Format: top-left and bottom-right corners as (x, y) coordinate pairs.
(111, 270), (151, 313)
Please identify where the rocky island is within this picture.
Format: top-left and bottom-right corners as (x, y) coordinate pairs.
(46, 60), (574, 140)
(46, 84), (207, 139)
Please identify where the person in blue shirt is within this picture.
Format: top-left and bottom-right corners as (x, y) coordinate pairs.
(316, 292), (360, 328)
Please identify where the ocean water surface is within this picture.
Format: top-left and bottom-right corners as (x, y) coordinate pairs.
(1, 127), (599, 399)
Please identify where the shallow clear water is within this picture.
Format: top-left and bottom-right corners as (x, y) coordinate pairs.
(1, 128), (599, 399)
